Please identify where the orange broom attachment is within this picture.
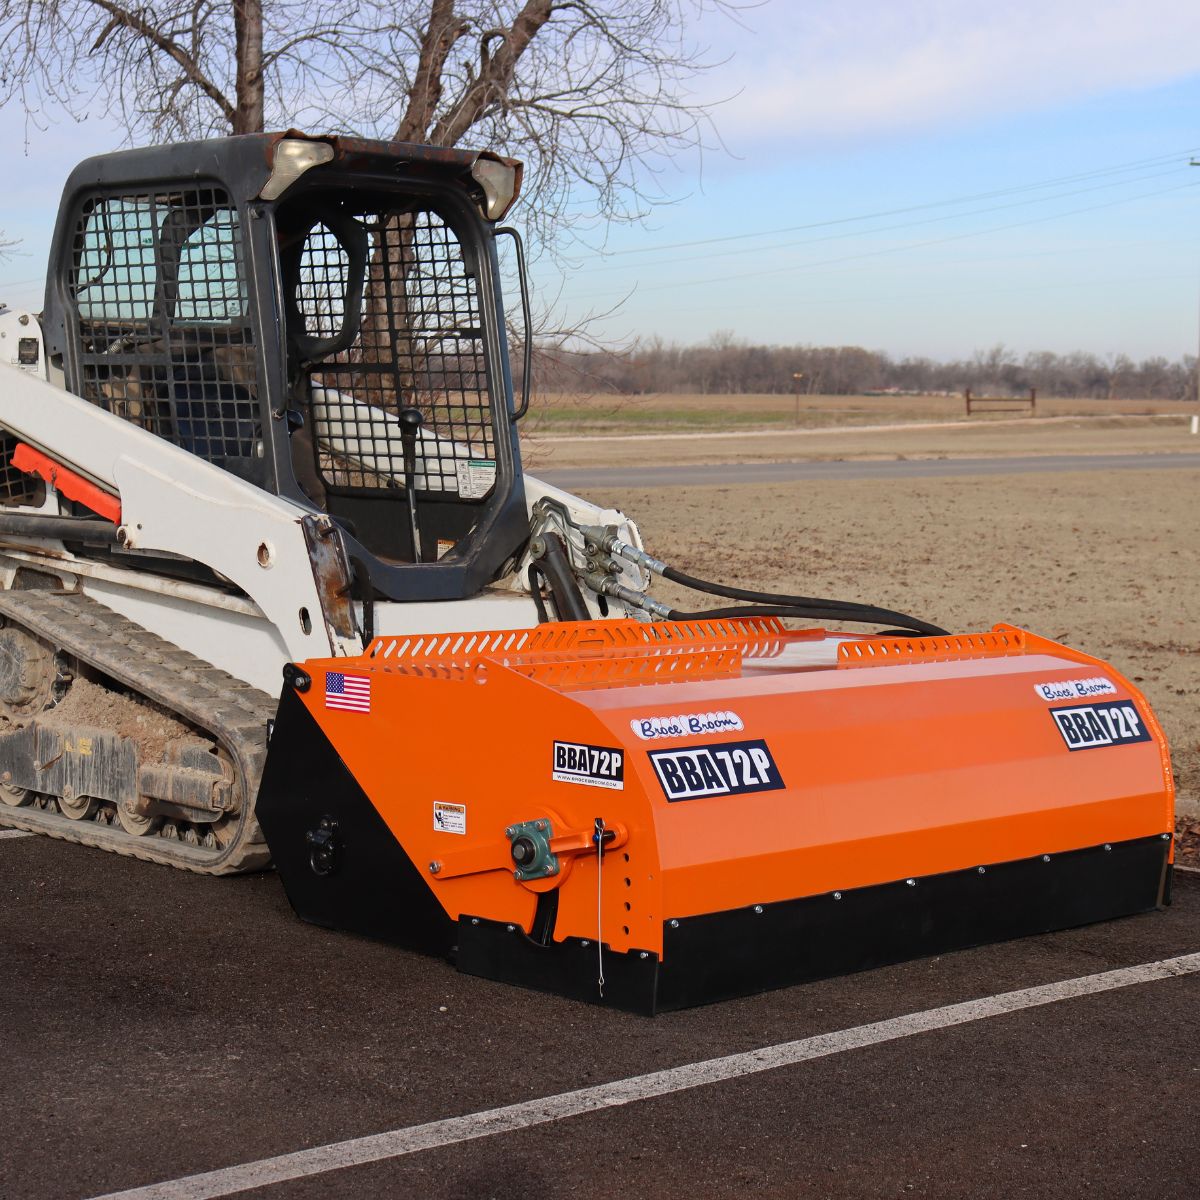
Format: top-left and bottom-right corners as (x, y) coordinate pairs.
(256, 618), (1174, 1013)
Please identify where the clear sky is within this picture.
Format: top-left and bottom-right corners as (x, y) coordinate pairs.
(3, 0), (1200, 361)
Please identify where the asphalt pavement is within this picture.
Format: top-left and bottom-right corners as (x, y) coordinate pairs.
(2, 831), (1197, 1200)
(536, 451), (1200, 491)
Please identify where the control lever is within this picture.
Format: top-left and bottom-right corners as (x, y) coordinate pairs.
(398, 407), (424, 563)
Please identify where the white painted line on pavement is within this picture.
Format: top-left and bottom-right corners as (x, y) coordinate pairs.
(88, 951), (1200, 1200)
(0, 829), (33, 840)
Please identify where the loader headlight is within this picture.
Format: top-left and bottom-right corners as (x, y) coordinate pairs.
(261, 139), (335, 201)
(470, 157), (520, 221)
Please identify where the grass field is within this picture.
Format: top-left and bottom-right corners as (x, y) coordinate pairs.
(523, 390), (1198, 435)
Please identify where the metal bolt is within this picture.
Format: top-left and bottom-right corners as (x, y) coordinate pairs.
(833, 892), (842, 900)
(669, 919), (679, 929)
(428, 860), (442, 875)
(513, 870), (522, 880)
(1104, 844), (1112, 852)
(1161, 833), (1171, 841)
(581, 939), (590, 948)
(639, 951), (649, 959)
(471, 918), (479, 925)
(977, 867), (986, 875)
(504, 826), (516, 839)
(753, 905), (764, 914)
(506, 924), (516, 933)
(1043, 855), (1051, 862)
(535, 820), (547, 832)
(906, 878), (916, 887)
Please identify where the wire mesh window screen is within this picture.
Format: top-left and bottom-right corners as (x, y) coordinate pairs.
(304, 209), (496, 497)
(296, 225), (350, 342)
(69, 188), (261, 467)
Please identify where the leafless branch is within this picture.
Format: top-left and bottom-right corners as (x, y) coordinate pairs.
(2, 1), (737, 254)
(81, 0), (235, 123)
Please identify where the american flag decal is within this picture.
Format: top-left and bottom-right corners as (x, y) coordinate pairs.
(325, 670), (371, 713)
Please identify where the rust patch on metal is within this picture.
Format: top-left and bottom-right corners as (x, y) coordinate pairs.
(301, 515), (358, 643)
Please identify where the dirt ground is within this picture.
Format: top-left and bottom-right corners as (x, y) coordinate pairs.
(577, 465), (1199, 832)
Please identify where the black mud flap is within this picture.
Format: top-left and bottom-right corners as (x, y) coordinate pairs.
(255, 686), (455, 955)
(654, 835), (1172, 1013)
(456, 916), (662, 1016)
(455, 836), (1171, 1015)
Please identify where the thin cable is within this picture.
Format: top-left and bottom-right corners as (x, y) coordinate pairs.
(587, 166), (1189, 274)
(593, 178), (1200, 298)
(596, 147), (1200, 258)
(595, 817), (606, 998)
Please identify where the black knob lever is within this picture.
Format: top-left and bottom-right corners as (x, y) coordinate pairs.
(398, 407), (424, 563)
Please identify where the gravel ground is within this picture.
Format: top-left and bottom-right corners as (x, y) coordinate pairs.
(2, 425), (1197, 1198)
(580, 466), (1200, 820)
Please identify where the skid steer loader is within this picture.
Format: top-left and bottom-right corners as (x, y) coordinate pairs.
(0, 133), (1174, 1012)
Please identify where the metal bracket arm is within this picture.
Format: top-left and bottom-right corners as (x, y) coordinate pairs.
(429, 820), (629, 883)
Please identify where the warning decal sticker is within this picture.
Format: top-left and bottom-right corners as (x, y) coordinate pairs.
(433, 801), (467, 835)
(454, 459), (496, 499)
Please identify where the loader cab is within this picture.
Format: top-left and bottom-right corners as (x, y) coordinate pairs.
(41, 133), (530, 605)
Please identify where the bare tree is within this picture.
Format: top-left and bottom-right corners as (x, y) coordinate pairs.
(534, 338), (1200, 401)
(0, 0), (736, 253)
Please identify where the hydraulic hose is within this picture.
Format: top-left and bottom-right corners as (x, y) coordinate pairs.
(0, 514), (119, 545)
(660, 563), (943, 624)
(581, 528), (948, 636)
(665, 603), (947, 637)
(530, 533), (591, 622)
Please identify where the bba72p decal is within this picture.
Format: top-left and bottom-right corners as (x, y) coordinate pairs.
(649, 738), (784, 802)
(1050, 700), (1151, 752)
(552, 741), (625, 790)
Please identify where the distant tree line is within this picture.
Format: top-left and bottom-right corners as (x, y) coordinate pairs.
(531, 335), (1199, 400)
